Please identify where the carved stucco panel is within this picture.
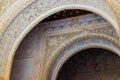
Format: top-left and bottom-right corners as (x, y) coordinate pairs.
(48, 37), (120, 80)
(44, 25), (119, 67)
(0, 0), (119, 79)
(0, 0), (117, 64)
(1, 0), (117, 40)
(44, 32), (81, 65)
(37, 14), (119, 79)
(43, 32), (119, 80)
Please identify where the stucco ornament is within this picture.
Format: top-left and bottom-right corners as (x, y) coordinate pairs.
(0, 0), (120, 80)
(0, 0), (16, 18)
(105, 0), (120, 34)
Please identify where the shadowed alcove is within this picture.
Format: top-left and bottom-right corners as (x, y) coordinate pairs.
(57, 48), (120, 80)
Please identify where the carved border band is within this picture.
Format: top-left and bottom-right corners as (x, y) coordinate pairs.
(48, 37), (120, 80)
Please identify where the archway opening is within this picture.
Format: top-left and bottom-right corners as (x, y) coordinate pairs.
(10, 9), (118, 80)
(57, 48), (120, 80)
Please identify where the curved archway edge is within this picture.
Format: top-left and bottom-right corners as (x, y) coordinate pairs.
(0, 0), (119, 80)
(49, 38), (120, 80)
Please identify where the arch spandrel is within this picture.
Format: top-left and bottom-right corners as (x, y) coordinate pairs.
(0, 0), (119, 37)
(0, 0), (120, 80)
(105, 0), (120, 35)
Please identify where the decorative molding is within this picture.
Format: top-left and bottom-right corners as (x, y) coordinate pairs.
(0, 0), (119, 80)
(8, 13), (118, 80)
(48, 37), (120, 80)
(0, 0), (35, 34)
(0, 0), (118, 38)
(35, 14), (120, 80)
(105, 0), (120, 34)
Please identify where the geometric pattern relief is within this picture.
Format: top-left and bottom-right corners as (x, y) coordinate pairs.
(8, 12), (120, 80)
(2, 0), (120, 80)
(39, 14), (118, 39)
(40, 14), (119, 63)
(35, 13), (119, 79)
(49, 38), (120, 80)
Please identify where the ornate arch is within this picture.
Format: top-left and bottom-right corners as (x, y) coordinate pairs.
(48, 36), (120, 80)
(0, 0), (119, 80)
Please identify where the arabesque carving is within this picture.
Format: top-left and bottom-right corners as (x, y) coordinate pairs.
(0, 0), (120, 80)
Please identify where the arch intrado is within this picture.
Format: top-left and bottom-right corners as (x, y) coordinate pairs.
(0, 0), (119, 80)
(49, 37), (120, 80)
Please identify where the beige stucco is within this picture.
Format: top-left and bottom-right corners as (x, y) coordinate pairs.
(0, 0), (120, 80)
(105, 0), (120, 34)
(0, 0), (16, 18)
(0, 0), (119, 35)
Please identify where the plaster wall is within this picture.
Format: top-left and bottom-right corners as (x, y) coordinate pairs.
(0, 1), (120, 80)
(10, 14), (119, 80)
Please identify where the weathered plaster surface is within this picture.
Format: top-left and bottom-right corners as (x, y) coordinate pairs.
(105, 0), (120, 34)
(0, 0), (120, 80)
(0, 0), (119, 35)
(0, 0), (35, 32)
(49, 38), (120, 80)
(0, 0), (118, 36)
(0, 0), (16, 17)
(10, 14), (120, 80)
